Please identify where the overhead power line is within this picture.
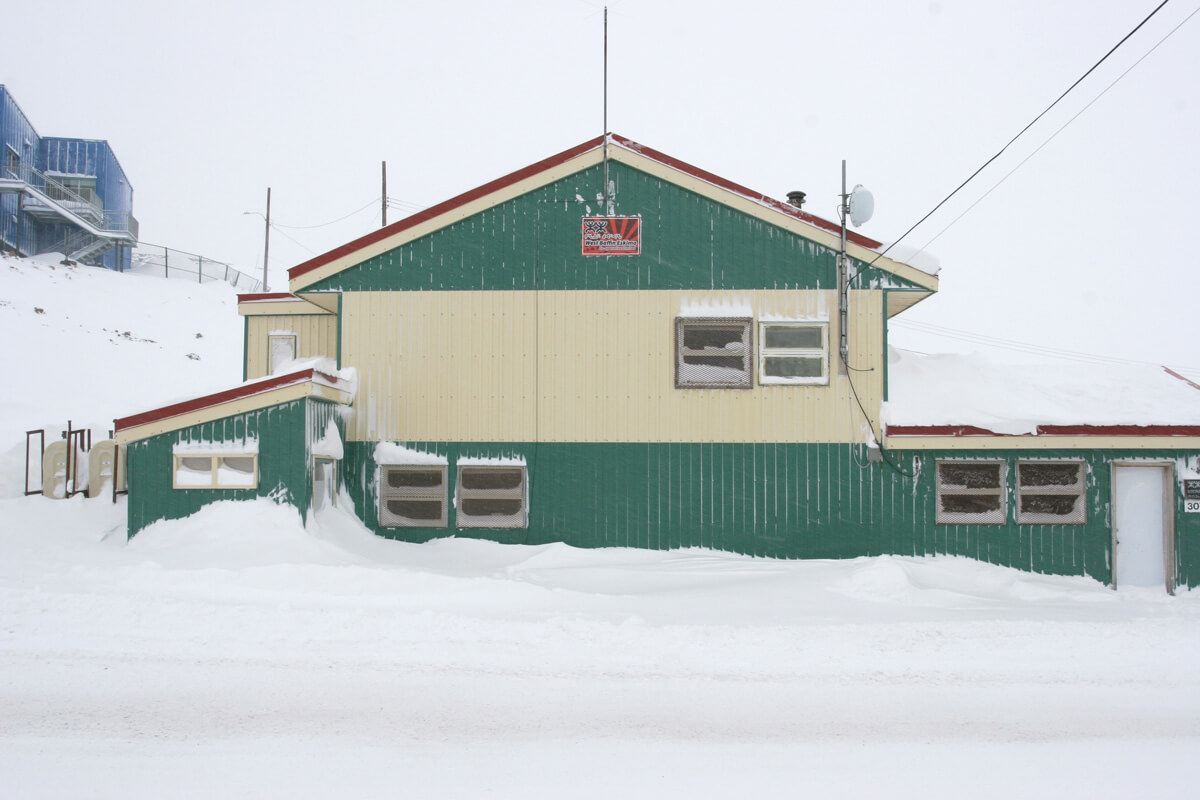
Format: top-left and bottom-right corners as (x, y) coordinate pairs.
(270, 197), (381, 230)
(866, 0), (1172, 268)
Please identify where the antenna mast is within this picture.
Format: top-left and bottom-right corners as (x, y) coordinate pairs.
(602, 6), (612, 215)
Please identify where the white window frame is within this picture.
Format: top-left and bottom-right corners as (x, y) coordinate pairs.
(456, 465), (528, 529)
(379, 465), (448, 527)
(1017, 460), (1086, 525)
(268, 333), (297, 374)
(675, 317), (753, 389)
(172, 453), (258, 490)
(936, 460), (1006, 524)
(758, 321), (829, 385)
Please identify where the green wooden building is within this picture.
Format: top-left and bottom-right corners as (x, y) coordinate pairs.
(114, 134), (1200, 592)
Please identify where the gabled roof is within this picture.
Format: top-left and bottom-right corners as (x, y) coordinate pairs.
(288, 134), (938, 295)
(114, 368), (354, 445)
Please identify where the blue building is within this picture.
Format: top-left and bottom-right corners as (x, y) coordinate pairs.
(0, 85), (137, 268)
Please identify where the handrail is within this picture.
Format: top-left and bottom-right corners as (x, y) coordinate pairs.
(2, 160), (135, 235)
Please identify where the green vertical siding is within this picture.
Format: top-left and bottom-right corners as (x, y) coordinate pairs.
(125, 397), (345, 536)
(341, 441), (1200, 587)
(301, 161), (924, 294)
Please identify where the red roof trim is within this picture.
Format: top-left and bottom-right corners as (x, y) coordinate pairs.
(608, 134), (883, 250)
(886, 424), (1200, 438)
(288, 133), (884, 283)
(114, 369), (345, 432)
(290, 135), (606, 280)
(1164, 367), (1200, 392)
(237, 292), (301, 303)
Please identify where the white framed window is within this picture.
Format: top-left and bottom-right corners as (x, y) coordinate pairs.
(456, 465), (527, 528)
(936, 460), (1006, 524)
(268, 333), (297, 374)
(172, 454), (258, 489)
(1017, 461), (1086, 524)
(758, 321), (828, 385)
(379, 465), (448, 527)
(675, 317), (752, 389)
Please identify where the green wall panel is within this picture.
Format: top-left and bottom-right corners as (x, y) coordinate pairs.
(342, 441), (1200, 587)
(302, 161), (923, 294)
(126, 398), (344, 536)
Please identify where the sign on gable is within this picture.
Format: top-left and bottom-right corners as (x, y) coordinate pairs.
(582, 216), (641, 256)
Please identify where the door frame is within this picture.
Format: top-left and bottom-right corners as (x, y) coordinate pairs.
(1110, 460), (1175, 595)
(312, 455), (338, 511)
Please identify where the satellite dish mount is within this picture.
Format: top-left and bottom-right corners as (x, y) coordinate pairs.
(836, 161), (874, 364)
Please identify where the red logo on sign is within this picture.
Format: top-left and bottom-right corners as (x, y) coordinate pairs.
(582, 216), (641, 256)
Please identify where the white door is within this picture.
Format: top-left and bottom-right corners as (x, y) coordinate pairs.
(1113, 466), (1167, 588)
(313, 458), (336, 512)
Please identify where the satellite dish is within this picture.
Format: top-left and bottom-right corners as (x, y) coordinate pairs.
(848, 185), (874, 227)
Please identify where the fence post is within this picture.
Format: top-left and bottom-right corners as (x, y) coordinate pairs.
(164, 246), (169, 278)
(198, 255), (203, 283)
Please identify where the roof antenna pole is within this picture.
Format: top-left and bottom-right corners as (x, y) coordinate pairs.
(838, 160), (849, 365)
(602, 6), (614, 216)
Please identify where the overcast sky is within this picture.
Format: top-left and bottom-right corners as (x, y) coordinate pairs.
(7, 0), (1199, 376)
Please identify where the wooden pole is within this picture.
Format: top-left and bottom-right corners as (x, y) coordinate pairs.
(381, 161), (387, 227)
(263, 187), (271, 292)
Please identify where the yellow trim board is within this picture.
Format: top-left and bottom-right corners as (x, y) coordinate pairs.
(239, 299), (333, 317)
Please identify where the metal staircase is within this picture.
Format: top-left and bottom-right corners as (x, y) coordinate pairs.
(0, 160), (137, 264)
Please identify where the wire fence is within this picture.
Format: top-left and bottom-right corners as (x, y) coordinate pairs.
(128, 241), (263, 293)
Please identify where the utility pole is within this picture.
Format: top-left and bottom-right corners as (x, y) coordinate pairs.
(381, 161), (387, 227)
(262, 187), (271, 292)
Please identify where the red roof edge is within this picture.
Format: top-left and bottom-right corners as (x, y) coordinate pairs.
(238, 292), (301, 303)
(1164, 367), (1200, 392)
(609, 134), (883, 250)
(289, 135), (606, 281)
(114, 369), (347, 433)
(886, 424), (1200, 438)
(288, 133), (886, 283)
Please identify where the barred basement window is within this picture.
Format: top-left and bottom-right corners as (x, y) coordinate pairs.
(936, 461), (1006, 524)
(172, 454), (258, 489)
(379, 466), (447, 527)
(759, 322), (828, 385)
(675, 318), (752, 388)
(1017, 461), (1086, 524)
(457, 465), (527, 528)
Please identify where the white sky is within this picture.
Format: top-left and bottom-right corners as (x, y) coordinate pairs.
(7, 0), (1199, 376)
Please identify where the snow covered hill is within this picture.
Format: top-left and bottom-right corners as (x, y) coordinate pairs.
(0, 253), (242, 496)
(2, 254), (1200, 798)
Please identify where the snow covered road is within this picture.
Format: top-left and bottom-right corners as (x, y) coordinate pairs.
(2, 497), (1199, 798)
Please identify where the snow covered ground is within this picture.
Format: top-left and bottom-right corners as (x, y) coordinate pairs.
(2, 255), (1200, 798)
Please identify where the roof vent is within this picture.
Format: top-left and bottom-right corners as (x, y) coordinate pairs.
(786, 190), (806, 209)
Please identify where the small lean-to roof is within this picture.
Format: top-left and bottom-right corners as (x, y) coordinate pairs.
(237, 292), (335, 316)
(114, 368), (354, 445)
(287, 134), (939, 295)
(883, 349), (1200, 449)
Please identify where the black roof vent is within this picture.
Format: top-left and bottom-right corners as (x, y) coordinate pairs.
(786, 190), (806, 209)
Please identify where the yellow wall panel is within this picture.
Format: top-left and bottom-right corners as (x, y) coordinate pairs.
(340, 289), (885, 444)
(245, 314), (338, 380)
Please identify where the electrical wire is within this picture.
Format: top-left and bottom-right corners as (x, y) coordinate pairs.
(839, 349), (915, 478)
(860, 0), (1172, 272)
(271, 197), (381, 230)
(908, 3), (1200, 258)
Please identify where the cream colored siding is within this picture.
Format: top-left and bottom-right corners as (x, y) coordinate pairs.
(245, 314), (338, 380)
(341, 289), (885, 444)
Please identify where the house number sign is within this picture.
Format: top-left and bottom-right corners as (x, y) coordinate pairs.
(1186, 480), (1200, 513)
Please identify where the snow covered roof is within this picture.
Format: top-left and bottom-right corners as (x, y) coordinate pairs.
(114, 367), (355, 444)
(883, 348), (1200, 442)
(286, 134), (939, 295)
